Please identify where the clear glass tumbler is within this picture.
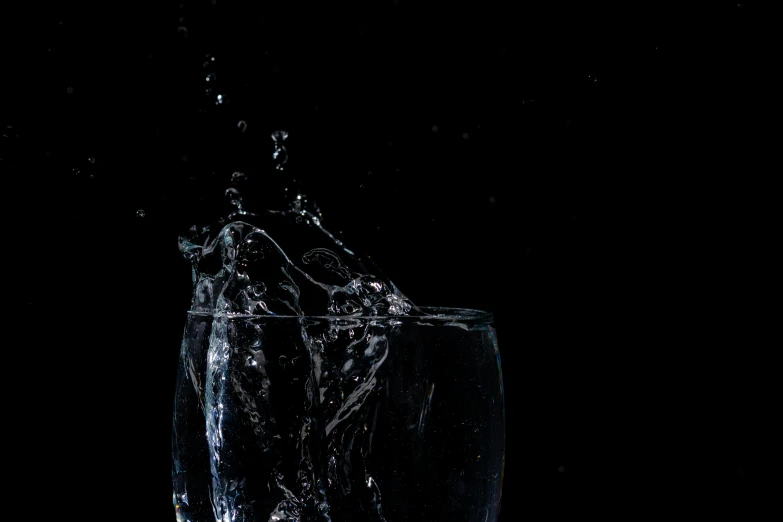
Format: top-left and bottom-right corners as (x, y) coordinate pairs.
(172, 307), (504, 521)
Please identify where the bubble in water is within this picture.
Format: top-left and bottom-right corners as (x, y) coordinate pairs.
(462, 133), (470, 139)
(206, 73), (216, 82)
(177, 26), (188, 37)
(216, 94), (224, 105)
(137, 209), (145, 218)
(203, 54), (216, 67)
(88, 157), (95, 163)
(231, 171), (247, 183)
(237, 120), (247, 132)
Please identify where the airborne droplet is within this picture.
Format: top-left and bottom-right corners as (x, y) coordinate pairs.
(271, 130), (289, 170)
(225, 187), (242, 205)
(271, 130), (288, 142)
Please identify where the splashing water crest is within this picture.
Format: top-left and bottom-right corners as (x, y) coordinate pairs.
(173, 131), (430, 521)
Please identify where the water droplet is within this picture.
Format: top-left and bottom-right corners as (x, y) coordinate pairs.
(66, 86), (73, 94)
(432, 126), (439, 132)
(252, 283), (266, 297)
(216, 94), (224, 104)
(231, 171), (247, 182)
(136, 209), (145, 218)
(272, 130), (289, 170)
(237, 120), (247, 132)
(88, 157), (95, 163)
(225, 187), (242, 206)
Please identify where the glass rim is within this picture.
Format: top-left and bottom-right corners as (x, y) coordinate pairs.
(187, 306), (493, 322)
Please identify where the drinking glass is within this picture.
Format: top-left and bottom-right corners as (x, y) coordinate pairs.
(173, 307), (504, 521)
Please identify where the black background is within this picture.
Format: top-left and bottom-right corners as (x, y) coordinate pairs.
(3, 1), (774, 520)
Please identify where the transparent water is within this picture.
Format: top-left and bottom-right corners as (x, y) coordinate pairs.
(171, 132), (504, 521)
(173, 309), (504, 522)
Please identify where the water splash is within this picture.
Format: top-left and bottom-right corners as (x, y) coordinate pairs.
(173, 130), (429, 522)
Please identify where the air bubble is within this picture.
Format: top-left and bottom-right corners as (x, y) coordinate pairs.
(237, 120), (247, 132)
(137, 209), (145, 218)
(177, 26), (188, 37)
(231, 171), (247, 182)
(462, 133), (470, 139)
(88, 157), (95, 163)
(206, 73), (216, 82)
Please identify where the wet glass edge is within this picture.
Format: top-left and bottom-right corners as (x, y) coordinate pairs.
(186, 306), (493, 324)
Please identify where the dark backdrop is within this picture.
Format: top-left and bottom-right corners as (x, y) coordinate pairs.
(4, 1), (773, 520)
